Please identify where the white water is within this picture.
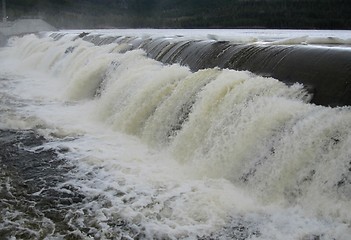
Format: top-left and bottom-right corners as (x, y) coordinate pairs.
(61, 28), (351, 46)
(0, 32), (351, 239)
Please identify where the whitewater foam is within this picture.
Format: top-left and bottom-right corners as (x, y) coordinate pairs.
(0, 33), (351, 239)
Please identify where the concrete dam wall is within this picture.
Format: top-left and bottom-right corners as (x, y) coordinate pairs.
(66, 33), (351, 107)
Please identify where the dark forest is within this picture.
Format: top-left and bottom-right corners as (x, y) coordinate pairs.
(4, 0), (351, 29)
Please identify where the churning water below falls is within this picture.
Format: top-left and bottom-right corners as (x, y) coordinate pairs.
(0, 30), (351, 240)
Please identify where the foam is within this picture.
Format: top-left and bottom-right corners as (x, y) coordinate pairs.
(1, 33), (350, 239)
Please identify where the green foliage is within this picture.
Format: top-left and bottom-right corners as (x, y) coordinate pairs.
(3, 0), (351, 29)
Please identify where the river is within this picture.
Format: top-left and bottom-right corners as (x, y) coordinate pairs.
(0, 29), (351, 239)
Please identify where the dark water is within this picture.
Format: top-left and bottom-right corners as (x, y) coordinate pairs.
(0, 129), (263, 239)
(0, 130), (85, 239)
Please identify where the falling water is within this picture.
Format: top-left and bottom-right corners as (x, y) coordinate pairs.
(0, 32), (350, 239)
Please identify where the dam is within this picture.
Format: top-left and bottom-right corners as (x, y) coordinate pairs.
(0, 29), (351, 239)
(50, 30), (351, 107)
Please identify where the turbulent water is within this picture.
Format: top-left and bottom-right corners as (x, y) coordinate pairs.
(0, 30), (351, 240)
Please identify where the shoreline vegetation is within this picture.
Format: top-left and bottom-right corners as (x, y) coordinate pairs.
(4, 0), (351, 30)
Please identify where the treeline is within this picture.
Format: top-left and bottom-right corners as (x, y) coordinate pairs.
(4, 0), (351, 29)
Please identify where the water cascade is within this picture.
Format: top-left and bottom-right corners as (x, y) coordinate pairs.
(0, 32), (351, 239)
(64, 32), (351, 107)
